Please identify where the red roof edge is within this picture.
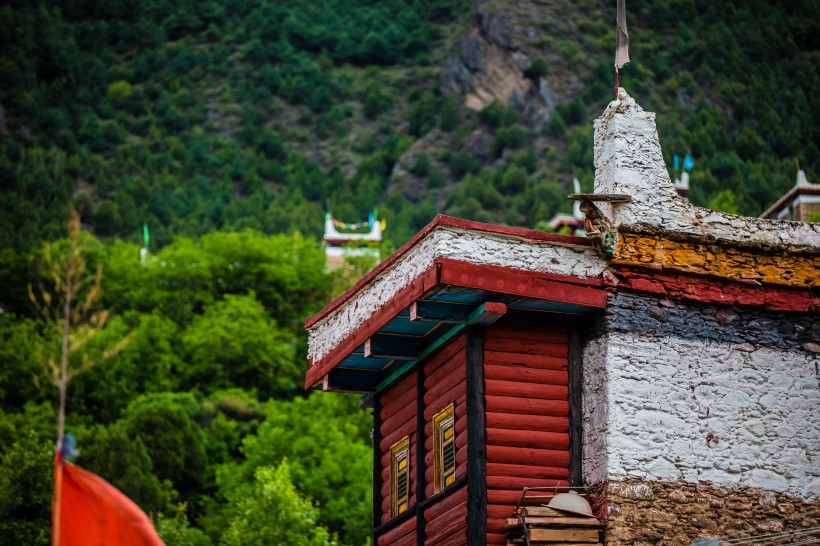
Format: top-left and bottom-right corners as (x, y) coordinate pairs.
(305, 215), (591, 329)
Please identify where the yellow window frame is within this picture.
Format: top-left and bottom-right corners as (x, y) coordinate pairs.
(390, 436), (410, 517)
(433, 403), (456, 493)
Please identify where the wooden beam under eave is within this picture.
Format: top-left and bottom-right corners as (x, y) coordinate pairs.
(364, 335), (424, 360)
(468, 301), (507, 325)
(409, 300), (468, 323)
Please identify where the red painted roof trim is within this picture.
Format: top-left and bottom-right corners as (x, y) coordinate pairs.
(304, 258), (606, 389)
(612, 266), (820, 312)
(438, 258), (607, 308)
(306, 215), (591, 329)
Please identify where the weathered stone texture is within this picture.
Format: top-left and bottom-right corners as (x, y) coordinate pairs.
(592, 88), (820, 251)
(588, 479), (820, 546)
(615, 233), (820, 289)
(592, 291), (819, 351)
(583, 292), (819, 500)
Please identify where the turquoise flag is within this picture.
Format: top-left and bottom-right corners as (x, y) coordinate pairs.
(143, 224), (149, 248)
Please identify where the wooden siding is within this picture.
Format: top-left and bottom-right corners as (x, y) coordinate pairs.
(378, 370), (418, 524)
(423, 333), (468, 544)
(377, 514), (417, 546)
(483, 323), (571, 544)
(375, 332), (468, 545)
(423, 484), (468, 546)
(422, 334), (467, 498)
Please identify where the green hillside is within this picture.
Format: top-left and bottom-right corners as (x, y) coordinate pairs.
(0, 1), (818, 544)
(1, 0), (818, 254)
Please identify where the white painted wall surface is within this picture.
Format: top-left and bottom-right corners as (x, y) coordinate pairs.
(593, 88), (820, 249)
(583, 333), (820, 500)
(307, 227), (605, 364)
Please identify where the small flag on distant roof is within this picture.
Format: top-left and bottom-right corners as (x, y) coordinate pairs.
(683, 154), (694, 172)
(673, 154), (680, 170)
(615, 0), (630, 69)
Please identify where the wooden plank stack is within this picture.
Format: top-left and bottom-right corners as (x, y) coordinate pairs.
(505, 506), (605, 545)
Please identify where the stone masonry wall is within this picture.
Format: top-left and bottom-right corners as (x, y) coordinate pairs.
(583, 291), (820, 501)
(588, 479), (820, 545)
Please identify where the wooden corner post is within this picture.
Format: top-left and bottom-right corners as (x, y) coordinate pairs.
(372, 397), (382, 534)
(567, 327), (584, 487)
(466, 326), (487, 544)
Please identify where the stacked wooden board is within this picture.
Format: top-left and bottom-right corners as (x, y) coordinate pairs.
(483, 324), (572, 544)
(505, 506), (605, 545)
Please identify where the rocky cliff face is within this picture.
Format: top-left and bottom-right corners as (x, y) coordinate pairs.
(387, 7), (563, 205)
(442, 10), (557, 129)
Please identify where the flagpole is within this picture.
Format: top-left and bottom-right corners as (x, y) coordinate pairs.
(53, 455), (63, 546)
(615, 0), (629, 97)
(52, 213), (77, 546)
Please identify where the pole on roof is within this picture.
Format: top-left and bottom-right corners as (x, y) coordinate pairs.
(615, 0), (630, 100)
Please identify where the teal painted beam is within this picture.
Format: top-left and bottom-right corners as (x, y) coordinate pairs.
(373, 302), (507, 393)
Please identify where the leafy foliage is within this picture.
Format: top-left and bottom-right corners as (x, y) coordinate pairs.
(221, 463), (335, 546)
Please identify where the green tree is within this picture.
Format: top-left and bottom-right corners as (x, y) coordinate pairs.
(157, 505), (213, 546)
(119, 393), (207, 504)
(708, 189), (740, 215)
(0, 431), (53, 546)
(219, 394), (372, 546)
(526, 56), (549, 80)
(221, 463), (335, 546)
(181, 294), (298, 397)
(438, 97), (460, 131)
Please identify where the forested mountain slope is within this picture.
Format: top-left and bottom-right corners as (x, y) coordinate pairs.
(1, 0), (818, 254)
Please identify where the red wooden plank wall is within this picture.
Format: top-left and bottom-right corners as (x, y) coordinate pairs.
(378, 370), (418, 526)
(423, 333), (468, 545)
(483, 323), (571, 545)
(423, 484), (468, 546)
(377, 515), (417, 546)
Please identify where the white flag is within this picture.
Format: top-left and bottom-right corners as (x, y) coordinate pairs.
(615, 0), (630, 69)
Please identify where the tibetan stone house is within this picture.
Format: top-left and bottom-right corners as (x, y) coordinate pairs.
(304, 89), (820, 545)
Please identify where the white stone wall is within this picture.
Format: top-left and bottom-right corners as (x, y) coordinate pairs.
(307, 226), (605, 364)
(593, 88), (820, 249)
(583, 332), (820, 500)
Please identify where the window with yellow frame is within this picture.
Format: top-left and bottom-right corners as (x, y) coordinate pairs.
(390, 437), (410, 517)
(433, 403), (456, 493)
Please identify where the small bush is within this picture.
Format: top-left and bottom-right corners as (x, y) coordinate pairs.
(449, 151), (478, 180)
(526, 57), (549, 80)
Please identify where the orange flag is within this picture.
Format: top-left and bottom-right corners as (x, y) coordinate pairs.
(53, 456), (164, 546)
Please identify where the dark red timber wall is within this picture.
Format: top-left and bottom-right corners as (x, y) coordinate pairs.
(483, 322), (571, 545)
(378, 370), (417, 544)
(422, 333), (468, 546)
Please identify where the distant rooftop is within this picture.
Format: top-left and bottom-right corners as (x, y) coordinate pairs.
(760, 170), (820, 222)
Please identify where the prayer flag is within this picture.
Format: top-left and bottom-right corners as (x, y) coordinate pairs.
(54, 456), (164, 546)
(683, 154), (694, 172)
(673, 154), (680, 170)
(615, 0), (630, 68)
